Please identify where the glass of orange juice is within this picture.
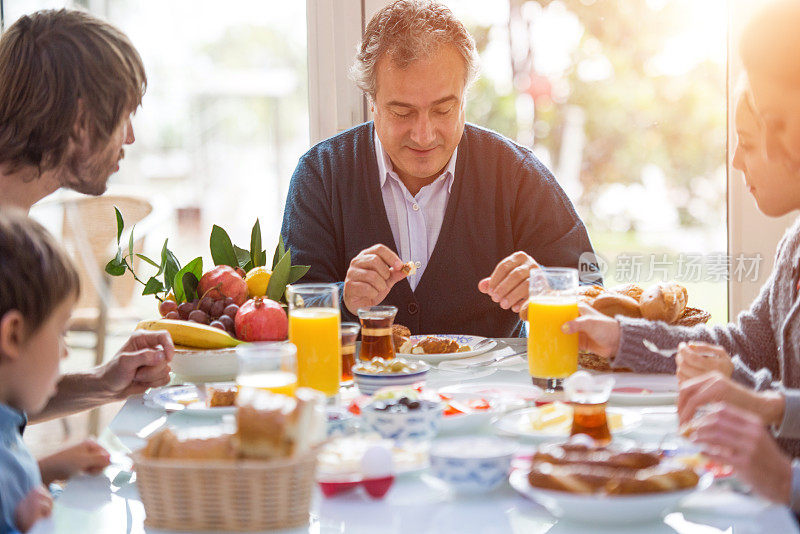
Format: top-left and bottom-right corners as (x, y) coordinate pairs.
(526, 267), (579, 391)
(286, 283), (341, 399)
(236, 342), (298, 396)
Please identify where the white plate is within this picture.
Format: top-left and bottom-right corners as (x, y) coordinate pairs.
(606, 374), (678, 406)
(493, 405), (641, 442)
(509, 469), (713, 524)
(171, 347), (238, 382)
(143, 384), (236, 416)
(317, 435), (429, 479)
(438, 382), (541, 402)
(396, 335), (496, 363)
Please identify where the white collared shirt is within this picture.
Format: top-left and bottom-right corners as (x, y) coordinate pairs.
(375, 132), (457, 291)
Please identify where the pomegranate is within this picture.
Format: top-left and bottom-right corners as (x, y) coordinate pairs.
(235, 298), (288, 341)
(197, 265), (248, 305)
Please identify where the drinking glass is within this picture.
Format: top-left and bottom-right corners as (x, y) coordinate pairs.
(357, 305), (397, 361)
(236, 342), (298, 396)
(526, 267), (579, 391)
(340, 322), (361, 383)
(564, 371), (615, 446)
(286, 283), (341, 397)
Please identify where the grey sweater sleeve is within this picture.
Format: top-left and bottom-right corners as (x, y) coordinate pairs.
(612, 250), (782, 390)
(791, 459), (800, 512)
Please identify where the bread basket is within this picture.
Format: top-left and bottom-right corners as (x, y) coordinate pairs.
(579, 306), (712, 372)
(132, 447), (319, 531)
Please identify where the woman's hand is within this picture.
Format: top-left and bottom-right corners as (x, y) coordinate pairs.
(676, 342), (734, 384)
(677, 371), (785, 427)
(14, 485), (52, 533)
(683, 402), (792, 504)
(560, 303), (621, 359)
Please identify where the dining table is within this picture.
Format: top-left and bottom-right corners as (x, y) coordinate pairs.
(50, 338), (800, 534)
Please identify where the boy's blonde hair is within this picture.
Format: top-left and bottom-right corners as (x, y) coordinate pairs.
(0, 208), (80, 334)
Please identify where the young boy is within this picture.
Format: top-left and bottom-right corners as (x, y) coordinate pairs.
(0, 209), (81, 533)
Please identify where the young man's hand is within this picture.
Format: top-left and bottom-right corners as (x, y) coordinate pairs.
(478, 251), (538, 314)
(96, 330), (174, 399)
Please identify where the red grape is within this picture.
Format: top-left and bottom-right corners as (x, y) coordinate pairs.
(165, 311), (180, 320)
(198, 296), (214, 313)
(159, 300), (178, 317)
(223, 297), (235, 307)
(209, 300), (225, 318)
(188, 309), (210, 324)
(218, 315), (234, 331)
(209, 320), (226, 330)
(223, 304), (239, 318)
(177, 301), (195, 320)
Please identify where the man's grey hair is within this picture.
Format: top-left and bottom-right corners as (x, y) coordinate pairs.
(351, 0), (479, 101)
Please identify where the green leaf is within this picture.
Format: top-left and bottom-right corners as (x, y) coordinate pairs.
(287, 264), (310, 285)
(104, 252), (126, 276)
(136, 254), (160, 270)
(272, 235), (286, 270)
(128, 223), (136, 259)
(210, 225), (239, 267)
(233, 245), (251, 270)
(114, 207), (124, 244)
(250, 219), (263, 267)
(182, 272), (199, 302)
(162, 240), (181, 292)
(173, 256), (203, 302)
(142, 276), (165, 295)
(266, 250), (292, 301)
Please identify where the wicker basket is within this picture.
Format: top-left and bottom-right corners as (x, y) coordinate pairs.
(578, 306), (712, 373)
(132, 448), (318, 531)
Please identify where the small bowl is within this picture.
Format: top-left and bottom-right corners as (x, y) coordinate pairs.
(427, 437), (517, 494)
(353, 362), (430, 396)
(171, 347), (238, 382)
(361, 397), (442, 441)
(326, 407), (356, 438)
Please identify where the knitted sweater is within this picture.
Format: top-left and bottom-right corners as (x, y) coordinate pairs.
(281, 122), (597, 337)
(613, 216), (800, 458)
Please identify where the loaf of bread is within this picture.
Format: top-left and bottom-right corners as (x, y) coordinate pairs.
(610, 283), (645, 302)
(143, 429), (237, 460)
(639, 282), (688, 323)
(392, 324), (411, 349)
(590, 294), (642, 319)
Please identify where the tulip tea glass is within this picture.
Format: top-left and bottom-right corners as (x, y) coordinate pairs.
(340, 322), (360, 383)
(357, 306), (398, 361)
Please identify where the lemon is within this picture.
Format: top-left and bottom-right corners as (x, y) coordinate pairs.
(245, 266), (271, 298)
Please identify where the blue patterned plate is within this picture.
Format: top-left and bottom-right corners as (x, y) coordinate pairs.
(143, 384), (236, 417)
(396, 334), (496, 363)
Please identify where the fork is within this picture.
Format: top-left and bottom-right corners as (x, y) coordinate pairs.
(465, 349), (526, 368)
(471, 338), (494, 351)
(642, 339), (678, 358)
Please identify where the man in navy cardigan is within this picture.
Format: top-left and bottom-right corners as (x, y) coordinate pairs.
(282, 0), (597, 338)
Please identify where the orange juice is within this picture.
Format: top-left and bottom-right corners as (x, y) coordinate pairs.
(289, 307), (341, 396)
(237, 371), (298, 396)
(527, 297), (579, 379)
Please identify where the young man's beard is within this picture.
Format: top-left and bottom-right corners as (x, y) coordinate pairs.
(59, 144), (121, 196)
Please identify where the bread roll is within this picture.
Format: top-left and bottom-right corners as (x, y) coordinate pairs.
(590, 294), (642, 319)
(610, 283), (644, 302)
(639, 283), (688, 323)
(143, 429), (236, 460)
(577, 284), (605, 300)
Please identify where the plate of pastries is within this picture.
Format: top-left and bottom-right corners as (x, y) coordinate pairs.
(392, 325), (497, 362)
(577, 282), (711, 372)
(143, 383), (239, 416)
(509, 440), (712, 524)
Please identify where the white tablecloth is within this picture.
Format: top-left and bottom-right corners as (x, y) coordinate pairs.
(52, 339), (799, 533)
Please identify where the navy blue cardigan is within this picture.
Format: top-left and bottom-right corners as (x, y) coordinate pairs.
(281, 122), (597, 338)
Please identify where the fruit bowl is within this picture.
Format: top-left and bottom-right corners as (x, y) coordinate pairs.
(171, 347), (238, 382)
(361, 396), (442, 441)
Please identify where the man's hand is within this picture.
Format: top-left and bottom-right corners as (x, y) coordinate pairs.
(343, 244), (407, 316)
(38, 439), (111, 485)
(683, 403), (792, 504)
(14, 485), (52, 533)
(478, 251), (538, 314)
(677, 372), (785, 427)
(96, 330), (174, 400)
(560, 303), (621, 359)
(676, 342), (734, 384)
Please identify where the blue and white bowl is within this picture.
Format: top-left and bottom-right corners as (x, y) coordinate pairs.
(353, 363), (429, 396)
(326, 406), (356, 438)
(427, 437), (518, 493)
(361, 397), (442, 441)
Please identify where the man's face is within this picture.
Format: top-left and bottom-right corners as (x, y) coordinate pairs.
(62, 113), (136, 196)
(748, 71), (800, 171)
(372, 45), (467, 185)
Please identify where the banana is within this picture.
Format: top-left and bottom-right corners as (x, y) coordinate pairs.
(136, 318), (243, 349)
